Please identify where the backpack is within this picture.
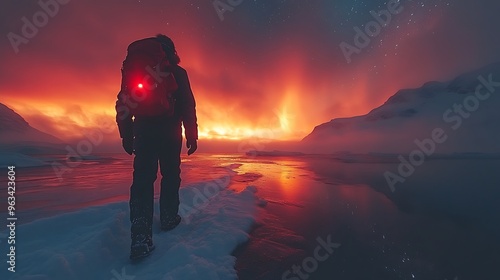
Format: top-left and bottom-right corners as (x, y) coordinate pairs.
(120, 37), (178, 117)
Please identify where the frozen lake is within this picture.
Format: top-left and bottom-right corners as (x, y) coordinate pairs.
(2, 153), (500, 279)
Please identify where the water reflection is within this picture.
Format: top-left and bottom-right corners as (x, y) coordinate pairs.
(235, 155), (500, 279)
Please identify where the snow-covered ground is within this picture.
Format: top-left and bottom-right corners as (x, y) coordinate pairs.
(1, 172), (261, 280)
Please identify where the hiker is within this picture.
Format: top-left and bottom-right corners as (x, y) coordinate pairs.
(115, 34), (198, 260)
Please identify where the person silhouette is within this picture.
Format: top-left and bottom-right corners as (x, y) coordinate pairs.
(115, 34), (198, 260)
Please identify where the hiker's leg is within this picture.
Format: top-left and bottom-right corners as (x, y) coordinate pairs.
(159, 131), (182, 221)
(130, 134), (158, 243)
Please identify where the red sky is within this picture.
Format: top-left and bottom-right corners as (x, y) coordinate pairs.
(1, 0), (500, 152)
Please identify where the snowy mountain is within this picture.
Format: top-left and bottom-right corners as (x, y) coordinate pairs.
(301, 63), (500, 154)
(0, 103), (65, 154)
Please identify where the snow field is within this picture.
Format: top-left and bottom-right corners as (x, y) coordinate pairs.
(2, 179), (262, 280)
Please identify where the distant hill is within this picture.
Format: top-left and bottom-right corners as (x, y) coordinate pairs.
(301, 63), (500, 154)
(0, 103), (66, 154)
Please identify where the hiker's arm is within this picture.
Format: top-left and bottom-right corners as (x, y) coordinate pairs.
(178, 69), (198, 142)
(115, 90), (133, 140)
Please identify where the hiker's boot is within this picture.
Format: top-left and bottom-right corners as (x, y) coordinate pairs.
(130, 233), (155, 260)
(161, 214), (181, 231)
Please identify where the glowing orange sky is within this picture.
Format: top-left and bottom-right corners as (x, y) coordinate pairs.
(1, 0), (499, 149)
